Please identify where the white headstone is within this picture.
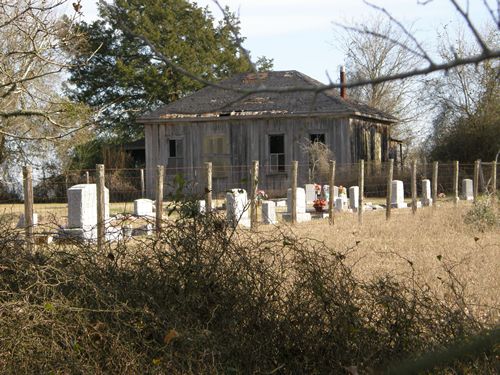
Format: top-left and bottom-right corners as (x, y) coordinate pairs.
(349, 186), (359, 211)
(67, 184), (109, 229)
(261, 200), (277, 224)
(335, 196), (349, 212)
(283, 187), (311, 222)
(226, 189), (250, 227)
(276, 200), (287, 207)
(134, 198), (154, 216)
(332, 186), (339, 199)
(421, 179), (433, 207)
(287, 188), (306, 214)
(462, 179), (473, 200)
(391, 180), (407, 208)
(305, 184), (317, 204)
(197, 200), (206, 214)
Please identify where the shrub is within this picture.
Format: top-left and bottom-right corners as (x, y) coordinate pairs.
(464, 197), (498, 231)
(0, 207), (496, 374)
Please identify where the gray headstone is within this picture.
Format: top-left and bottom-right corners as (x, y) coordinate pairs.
(349, 186), (359, 211)
(461, 179), (473, 200)
(261, 200), (277, 224)
(134, 198), (154, 216)
(132, 223), (153, 236)
(421, 179), (433, 206)
(226, 188), (250, 228)
(67, 184), (109, 229)
(335, 196), (349, 212)
(17, 213), (38, 228)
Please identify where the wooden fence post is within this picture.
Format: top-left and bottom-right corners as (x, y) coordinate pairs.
(250, 160), (259, 230)
(492, 159), (497, 200)
(453, 161), (459, 206)
(23, 166), (34, 251)
(473, 159), (480, 202)
(205, 162), (212, 213)
(358, 159), (364, 225)
(86, 171), (90, 184)
(140, 168), (145, 198)
(156, 165), (164, 235)
(291, 161), (298, 225)
(386, 159), (393, 220)
(432, 161), (439, 209)
(328, 160), (336, 226)
(96, 164), (105, 251)
(411, 160), (417, 215)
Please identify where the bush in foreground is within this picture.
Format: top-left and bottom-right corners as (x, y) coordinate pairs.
(0, 208), (497, 374)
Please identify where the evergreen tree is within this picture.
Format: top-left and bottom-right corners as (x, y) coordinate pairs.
(67, 0), (253, 141)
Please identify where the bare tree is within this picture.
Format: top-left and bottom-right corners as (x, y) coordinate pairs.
(336, 17), (427, 143)
(99, 0), (499, 100)
(426, 24), (499, 161)
(429, 25), (499, 122)
(300, 138), (334, 183)
(0, 0), (93, 165)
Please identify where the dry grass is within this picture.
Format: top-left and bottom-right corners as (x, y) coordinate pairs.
(277, 202), (500, 323)
(2, 198), (497, 314)
(1, 199), (498, 373)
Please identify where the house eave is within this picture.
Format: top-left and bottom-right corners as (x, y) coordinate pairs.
(138, 111), (397, 125)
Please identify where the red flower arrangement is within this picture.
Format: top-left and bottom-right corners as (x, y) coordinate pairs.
(313, 198), (327, 212)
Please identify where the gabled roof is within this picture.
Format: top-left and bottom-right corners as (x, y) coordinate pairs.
(139, 70), (397, 123)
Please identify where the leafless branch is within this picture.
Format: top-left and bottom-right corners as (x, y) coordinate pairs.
(448, 0), (490, 52)
(363, 1), (434, 63)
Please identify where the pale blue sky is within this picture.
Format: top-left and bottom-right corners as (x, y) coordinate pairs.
(70, 0), (496, 82)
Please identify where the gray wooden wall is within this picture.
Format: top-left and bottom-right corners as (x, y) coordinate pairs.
(144, 115), (392, 198)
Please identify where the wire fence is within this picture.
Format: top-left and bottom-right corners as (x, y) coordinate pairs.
(0, 160), (497, 227)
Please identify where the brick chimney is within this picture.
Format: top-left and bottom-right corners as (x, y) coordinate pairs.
(340, 66), (347, 99)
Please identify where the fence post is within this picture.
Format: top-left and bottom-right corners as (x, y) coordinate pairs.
(156, 165), (164, 235)
(453, 161), (459, 206)
(473, 159), (480, 202)
(86, 171), (90, 184)
(328, 160), (336, 226)
(205, 162), (212, 213)
(23, 166), (34, 251)
(140, 168), (145, 198)
(96, 164), (105, 252)
(386, 159), (393, 220)
(411, 160), (417, 215)
(250, 160), (259, 230)
(291, 161), (298, 225)
(492, 158), (497, 201)
(432, 161), (439, 209)
(358, 159), (364, 225)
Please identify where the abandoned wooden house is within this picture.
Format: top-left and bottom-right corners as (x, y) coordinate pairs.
(138, 70), (397, 197)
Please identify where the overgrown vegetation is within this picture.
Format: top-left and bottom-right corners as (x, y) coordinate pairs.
(464, 197), (499, 232)
(0, 204), (497, 374)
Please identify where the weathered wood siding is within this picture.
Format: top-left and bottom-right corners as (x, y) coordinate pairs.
(144, 115), (391, 197)
(349, 118), (390, 163)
